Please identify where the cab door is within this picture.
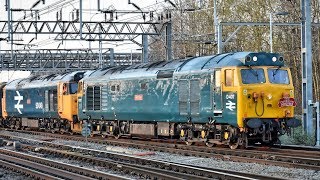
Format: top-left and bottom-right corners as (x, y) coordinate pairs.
(212, 69), (222, 116)
(57, 83), (65, 115)
(58, 82), (75, 120)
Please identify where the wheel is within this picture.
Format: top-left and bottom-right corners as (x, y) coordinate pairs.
(205, 142), (215, 148)
(185, 140), (194, 146)
(228, 138), (240, 149)
(240, 135), (248, 149)
(114, 134), (121, 139)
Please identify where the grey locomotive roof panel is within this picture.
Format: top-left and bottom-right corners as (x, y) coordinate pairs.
(82, 52), (284, 83)
(5, 71), (85, 90)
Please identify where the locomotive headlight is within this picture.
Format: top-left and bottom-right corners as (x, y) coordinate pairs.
(253, 56), (258, 61)
(267, 93), (272, 100)
(243, 89), (247, 96)
(272, 57), (277, 62)
(290, 90), (294, 96)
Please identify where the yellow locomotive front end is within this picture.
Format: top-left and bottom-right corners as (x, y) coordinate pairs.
(237, 54), (300, 145)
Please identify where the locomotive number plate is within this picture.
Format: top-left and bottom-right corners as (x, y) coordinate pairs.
(278, 98), (296, 107)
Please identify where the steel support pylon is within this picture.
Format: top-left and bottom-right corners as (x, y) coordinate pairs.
(301, 0), (314, 136)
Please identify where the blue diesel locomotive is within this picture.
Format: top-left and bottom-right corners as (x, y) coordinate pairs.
(1, 52), (300, 149)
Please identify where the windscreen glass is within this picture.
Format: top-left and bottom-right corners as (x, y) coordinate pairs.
(241, 68), (266, 84)
(69, 83), (78, 94)
(268, 69), (290, 84)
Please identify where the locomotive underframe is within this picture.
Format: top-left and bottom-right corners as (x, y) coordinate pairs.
(0, 117), (72, 134)
(82, 119), (248, 148)
(0, 116), (294, 149)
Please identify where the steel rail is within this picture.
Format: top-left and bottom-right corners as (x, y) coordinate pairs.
(0, 151), (95, 180)
(0, 159), (61, 180)
(1, 130), (320, 171)
(31, 145), (275, 180)
(0, 132), (282, 180)
(0, 148), (129, 180)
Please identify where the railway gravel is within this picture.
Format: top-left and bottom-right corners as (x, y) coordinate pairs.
(1, 130), (320, 179)
(0, 168), (32, 180)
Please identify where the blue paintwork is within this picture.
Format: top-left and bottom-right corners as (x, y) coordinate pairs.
(4, 71), (84, 119)
(78, 52), (279, 126)
(221, 92), (238, 127)
(5, 87), (58, 118)
(78, 74), (215, 123)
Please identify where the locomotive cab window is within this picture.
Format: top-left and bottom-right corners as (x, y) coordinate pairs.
(61, 83), (77, 95)
(241, 68), (266, 84)
(225, 69), (234, 86)
(69, 83), (78, 94)
(267, 68), (290, 84)
(62, 83), (68, 95)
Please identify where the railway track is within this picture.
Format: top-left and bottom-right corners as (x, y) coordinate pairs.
(0, 132), (280, 180)
(0, 148), (128, 180)
(1, 129), (320, 171)
(5, 131), (320, 170)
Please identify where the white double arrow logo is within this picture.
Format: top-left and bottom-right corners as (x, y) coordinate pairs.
(14, 91), (23, 114)
(226, 100), (236, 111)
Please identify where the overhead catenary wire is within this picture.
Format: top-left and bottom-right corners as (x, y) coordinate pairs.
(9, 0), (171, 53)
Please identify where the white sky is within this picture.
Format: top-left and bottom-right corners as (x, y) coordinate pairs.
(0, 0), (172, 82)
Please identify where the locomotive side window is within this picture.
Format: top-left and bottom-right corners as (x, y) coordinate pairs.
(267, 69), (290, 84)
(45, 90), (56, 111)
(225, 69), (233, 86)
(49, 90), (54, 111)
(52, 89), (57, 111)
(241, 68), (266, 84)
(62, 83), (68, 95)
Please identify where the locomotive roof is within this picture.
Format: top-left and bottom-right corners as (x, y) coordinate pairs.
(82, 51), (284, 82)
(5, 71), (85, 90)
